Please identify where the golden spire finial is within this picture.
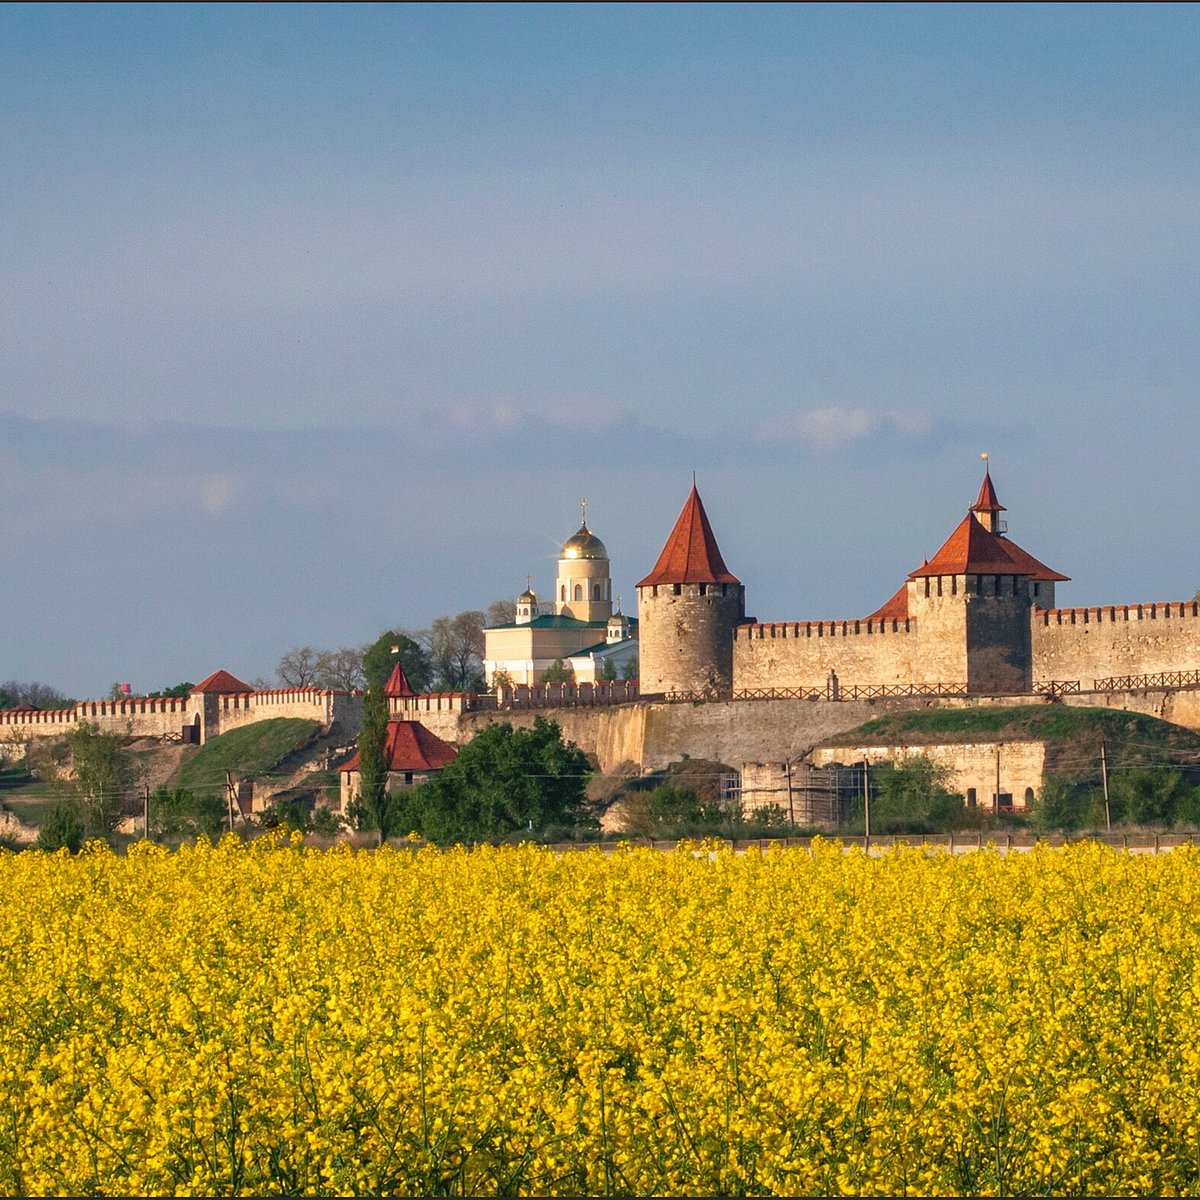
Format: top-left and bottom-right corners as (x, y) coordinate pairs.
(981, 452), (989, 462)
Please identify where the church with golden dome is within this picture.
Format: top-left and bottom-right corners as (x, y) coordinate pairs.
(482, 506), (639, 687)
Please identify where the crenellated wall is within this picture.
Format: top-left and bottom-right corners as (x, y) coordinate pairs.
(0, 688), (361, 751)
(733, 617), (921, 692)
(1033, 602), (1200, 686)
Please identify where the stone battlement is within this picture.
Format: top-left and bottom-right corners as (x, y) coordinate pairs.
(738, 617), (915, 640)
(1039, 601), (1200, 625)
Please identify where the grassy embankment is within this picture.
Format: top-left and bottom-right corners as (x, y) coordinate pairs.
(170, 718), (322, 796)
(821, 704), (1200, 781)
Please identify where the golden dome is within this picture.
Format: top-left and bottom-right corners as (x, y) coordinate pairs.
(561, 523), (607, 560)
(518, 588), (537, 604)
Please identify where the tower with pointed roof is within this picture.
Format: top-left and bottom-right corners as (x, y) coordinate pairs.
(902, 466), (1068, 693)
(636, 484), (746, 696)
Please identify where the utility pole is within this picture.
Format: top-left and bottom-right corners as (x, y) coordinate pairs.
(785, 760), (795, 826)
(994, 744), (1001, 815)
(225, 771), (237, 833)
(143, 783), (150, 842)
(1101, 740), (1111, 832)
(863, 758), (871, 853)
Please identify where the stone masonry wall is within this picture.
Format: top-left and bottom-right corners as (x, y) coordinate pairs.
(733, 619), (921, 692)
(965, 593), (1033, 693)
(810, 739), (1047, 810)
(1033, 602), (1200, 686)
(637, 583), (744, 695)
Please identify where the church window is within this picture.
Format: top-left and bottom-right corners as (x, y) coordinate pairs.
(574, 585), (582, 601)
(560, 585), (566, 602)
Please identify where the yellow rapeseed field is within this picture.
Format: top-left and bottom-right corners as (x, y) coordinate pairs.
(1, 836), (1199, 1196)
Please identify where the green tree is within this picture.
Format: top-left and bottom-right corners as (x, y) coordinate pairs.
(1029, 777), (1086, 833)
(361, 631), (432, 693)
(1110, 767), (1193, 826)
(620, 657), (639, 682)
(854, 757), (966, 834)
(542, 658), (571, 683)
(412, 718), (591, 844)
(146, 682), (194, 699)
(355, 682), (393, 845)
(600, 658), (619, 682)
(64, 722), (132, 838)
(149, 786), (226, 839)
(36, 800), (83, 853)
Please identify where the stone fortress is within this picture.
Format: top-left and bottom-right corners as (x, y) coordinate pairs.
(639, 464), (1200, 702)
(6, 463), (1200, 817)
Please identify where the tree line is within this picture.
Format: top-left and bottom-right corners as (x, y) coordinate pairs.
(276, 601), (515, 694)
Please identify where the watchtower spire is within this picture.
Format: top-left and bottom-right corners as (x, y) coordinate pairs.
(970, 455), (1006, 533)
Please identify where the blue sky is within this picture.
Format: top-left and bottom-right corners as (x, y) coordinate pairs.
(2, 4), (1198, 695)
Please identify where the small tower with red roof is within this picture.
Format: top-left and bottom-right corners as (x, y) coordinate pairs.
(636, 484), (746, 696)
(904, 464), (1067, 693)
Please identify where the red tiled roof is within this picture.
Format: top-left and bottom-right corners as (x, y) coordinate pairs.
(192, 669), (253, 694)
(338, 721), (457, 774)
(637, 485), (740, 587)
(971, 469), (1006, 514)
(384, 661), (415, 697)
(865, 583), (910, 622)
(909, 513), (1068, 581)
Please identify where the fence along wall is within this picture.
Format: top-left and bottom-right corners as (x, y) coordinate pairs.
(734, 618), (920, 692)
(1033, 602), (1200, 686)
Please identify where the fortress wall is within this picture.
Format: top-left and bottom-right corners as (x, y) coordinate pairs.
(733, 619), (921, 692)
(810, 740), (1046, 809)
(211, 689), (357, 736)
(1033, 602), (1200, 685)
(0, 697), (194, 746)
(455, 696), (945, 774)
(1060, 687), (1200, 733)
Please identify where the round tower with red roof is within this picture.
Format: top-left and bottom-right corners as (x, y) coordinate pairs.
(636, 485), (746, 697)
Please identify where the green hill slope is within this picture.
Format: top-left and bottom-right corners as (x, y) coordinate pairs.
(171, 719), (322, 795)
(819, 705), (1200, 781)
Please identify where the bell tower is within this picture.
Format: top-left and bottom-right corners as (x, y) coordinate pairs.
(555, 500), (612, 622)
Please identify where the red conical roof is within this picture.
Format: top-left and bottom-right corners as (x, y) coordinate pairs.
(637, 485), (740, 587)
(338, 721), (457, 774)
(384, 661), (415, 697)
(971, 469), (1006, 514)
(192, 669), (253, 694)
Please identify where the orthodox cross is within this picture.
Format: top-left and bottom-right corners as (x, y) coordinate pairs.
(580, 497), (589, 527)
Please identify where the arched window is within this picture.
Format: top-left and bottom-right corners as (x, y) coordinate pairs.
(560, 585), (566, 602)
(1024, 787), (1035, 807)
(593, 584), (600, 600)
(574, 584), (582, 601)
